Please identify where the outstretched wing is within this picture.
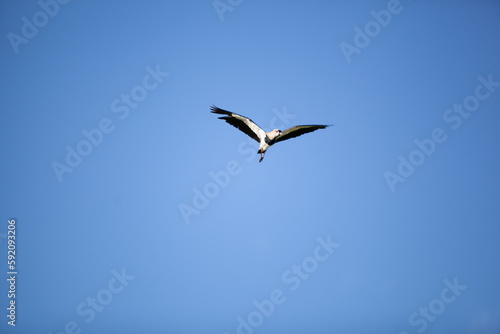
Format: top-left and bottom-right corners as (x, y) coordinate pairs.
(275, 125), (330, 143)
(210, 105), (266, 143)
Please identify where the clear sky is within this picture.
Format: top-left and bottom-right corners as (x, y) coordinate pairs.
(1, 1), (499, 333)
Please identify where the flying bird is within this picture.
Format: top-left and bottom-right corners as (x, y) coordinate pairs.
(211, 105), (331, 162)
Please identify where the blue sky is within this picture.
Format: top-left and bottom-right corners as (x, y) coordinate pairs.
(1, 1), (500, 333)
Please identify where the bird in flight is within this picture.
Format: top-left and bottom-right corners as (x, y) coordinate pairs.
(211, 105), (331, 162)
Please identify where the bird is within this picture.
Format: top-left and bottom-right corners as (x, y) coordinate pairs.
(210, 105), (331, 162)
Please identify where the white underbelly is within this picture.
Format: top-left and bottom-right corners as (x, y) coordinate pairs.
(260, 141), (270, 152)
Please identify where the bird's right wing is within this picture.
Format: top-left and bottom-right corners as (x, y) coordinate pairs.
(275, 125), (330, 143)
(210, 105), (266, 143)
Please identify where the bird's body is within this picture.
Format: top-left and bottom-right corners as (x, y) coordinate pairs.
(211, 105), (330, 162)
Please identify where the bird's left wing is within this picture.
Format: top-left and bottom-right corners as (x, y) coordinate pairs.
(210, 105), (266, 143)
(275, 125), (330, 143)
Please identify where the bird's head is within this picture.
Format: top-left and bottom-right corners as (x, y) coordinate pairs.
(269, 129), (282, 140)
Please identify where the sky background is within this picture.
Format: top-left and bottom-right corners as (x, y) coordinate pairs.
(1, 1), (500, 333)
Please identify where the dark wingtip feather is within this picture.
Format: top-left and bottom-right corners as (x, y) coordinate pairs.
(210, 105), (232, 116)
